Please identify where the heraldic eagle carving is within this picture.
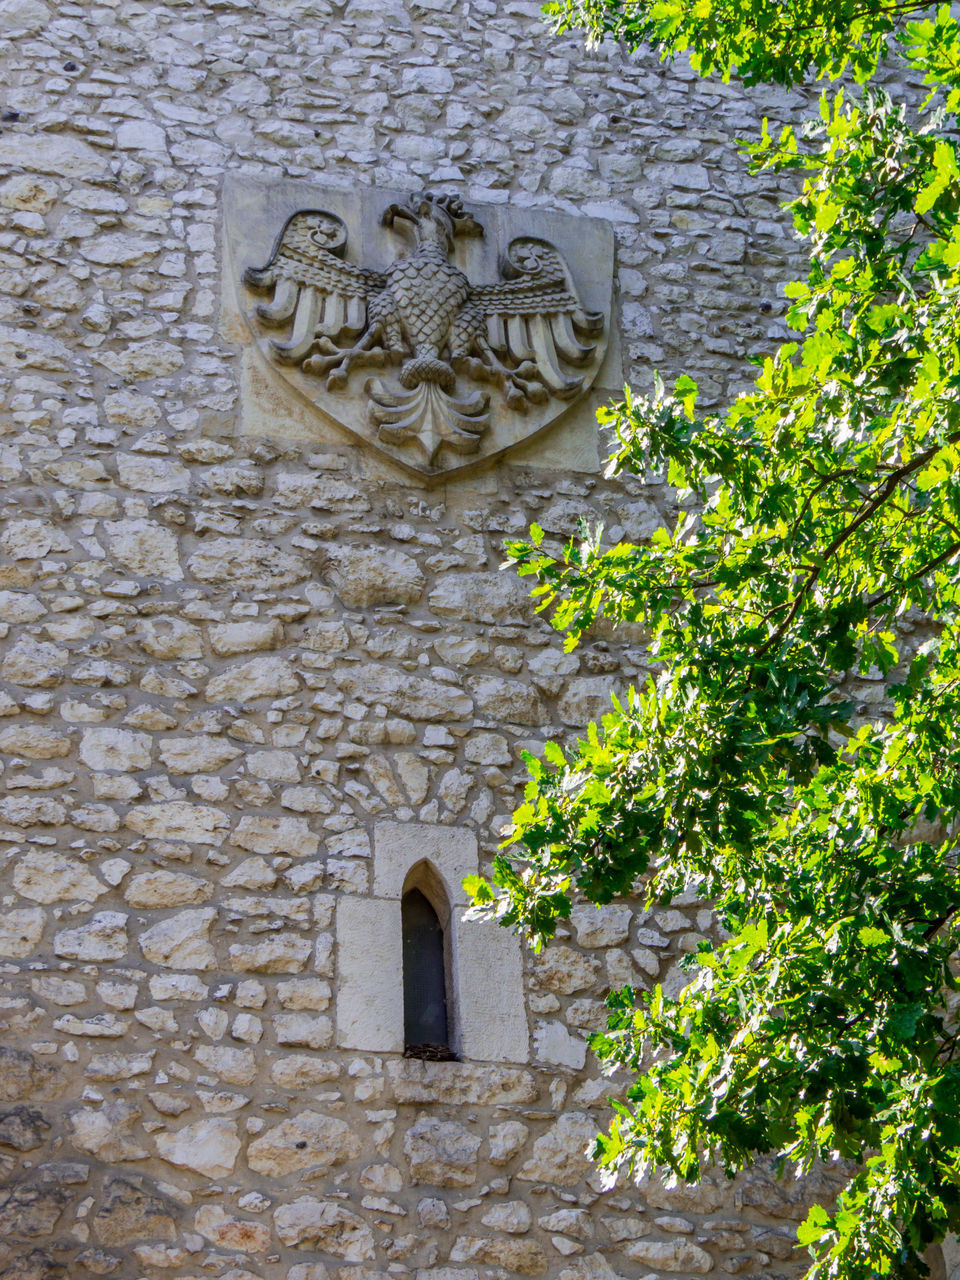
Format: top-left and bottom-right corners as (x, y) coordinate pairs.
(242, 191), (604, 468)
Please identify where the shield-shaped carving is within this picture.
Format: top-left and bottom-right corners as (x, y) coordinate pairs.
(224, 178), (614, 481)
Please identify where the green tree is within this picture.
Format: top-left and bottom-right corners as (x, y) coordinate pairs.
(469, 4), (960, 1278)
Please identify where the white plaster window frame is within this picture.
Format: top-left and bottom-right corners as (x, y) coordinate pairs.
(335, 821), (529, 1064)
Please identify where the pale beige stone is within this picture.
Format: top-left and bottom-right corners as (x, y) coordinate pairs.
(247, 1110), (360, 1176)
(0, 724), (69, 758)
(534, 1020), (587, 1070)
(451, 1237), (547, 1274)
(623, 1241), (713, 1273)
(123, 871), (212, 908)
(80, 726), (152, 772)
(0, 795), (67, 825)
(429, 574), (532, 624)
(273, 1198), (375, 1258)
(97, 339), (184, 380)
(205, 655), (299, 703)
(373, 821), (476, 902)
(0, 174), (58, 212)
(558, 677), (617, 726)
(481, 1201), (533, 1233)
(194, 1044), (257, 1086)
(1, 637), (66, 687)
(104, 519), (183, 581)
(0, 907), (44, 957)
(232, 814), (319, 857)
(13, 850), (106, 904)
(139, 616), (203, 659)
(140, 908), (217, 970)
(125, 801), (229, 845)
(517, 1113), (598, 1186)
(54, 911), (128, 961)
(335, 664), (471, 721)
(277, 978), (331, 1010)
(229, 935), (311, 973)
(194, 1204), (271, 1253)
(325, 545), (424, 608)
(274, 1012), (332, 1049)
(188, 537), (309, 589)
(270, 1055), (339, 1089)
(209, 618), (283, 655)
(532, 945), (601, 995)
(117, 453), (189, 492)
(155, 1117), (240, 1178)
(158, 736), (242, 773)
(387, 1061), (537, 1106)
(571, 903), (632, 947)
(336, 896), (403, 1053)
(469, 675), (545, 725)
(69, 1099), (147, 1162)
(404, 1115), (481, 1187)
(488, 1121), (530, 1165)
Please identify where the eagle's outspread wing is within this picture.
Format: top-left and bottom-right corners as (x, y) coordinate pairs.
(243, 209), (386, 365)
(466, 237), (603, 402)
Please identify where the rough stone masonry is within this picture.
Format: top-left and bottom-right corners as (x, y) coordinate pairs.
(0, 0), (899, 1278)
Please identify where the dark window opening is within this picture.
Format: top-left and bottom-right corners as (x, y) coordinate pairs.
(402, 886), (456, 1061)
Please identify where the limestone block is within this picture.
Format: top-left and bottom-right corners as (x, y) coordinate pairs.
(387, 1061), (537, 1106)
(570, 903), (632, 947)
(139, 908), (217, 970)
(336, 896), (402, 1052)
(0, 1105), (47, 1151)
(205, 655), (299, 703)
(517, 1113), (598, 1186)
(532, 944), (602, 995)
(488, 1121), (530, 1165)
(557, 677), (617, 726)
(0, 590), (45, 623)
(96, 339), (184, 380)
(533, 1021), (587, 1070)
(155, 1117), (241, 1178)
(275, 1012), (333, 1049)
(623, 1240), (713, 1273)
(93, 1176), (178, 1246)
(469, 675), (545, 725)
(79, 727), (152, 772)
(209, 618), (283, 655)
(0, 1046), (62, 1103)
(557, 1255), (625, 1280)
(13, 851), (105, 904)
(270, 1055), (340, 1089)
(229, 935), (312, 973)
(232, 814), (320, 857)
(188, 537), (309, 589)
(194, 1204), (271, 1253)
(125, 801), (229, 845)
(429, 574), (532, 624)
(54, 912), (128, 961)
(335, 664), (471, 720)
(0, 796), (67, 826)
(273, 1198), (376, 1258)
(373, 821), (476, 902)
(0, 908), (44, 957)
(117, 453), (189, 492)
(139, 616), (203, 659)
(0, 725), (69, 758)
(325, 545), (425, 608)
(451, 1237), (547, 1274)
(480, 1201), (532, 1234)
(360, 1163), (403, 1193)
(123, 871), (212, 908)
(0, 638), (66, 687)
(158, 736), (242, 773)
(103, 519), (183, 581)
(456, 916), (530, 1065)
(69, 1099), (147, 1161)
(404, 1115), (481, 1187)
(193, 1044), (257, 1086)
(247, 1110), (360, 1176)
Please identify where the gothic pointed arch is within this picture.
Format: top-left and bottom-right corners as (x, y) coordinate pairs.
(401, 860), (457, 1061)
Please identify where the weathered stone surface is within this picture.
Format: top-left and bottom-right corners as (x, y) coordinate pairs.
(404, 1116), (481, 1187)
(0, 639), (65, 687)
(429, 574), (532, 624)
(247, 1111), (360, 1176)
(188, 538), (309, 589)
(273, 1198), (376, 1258)
(139, 616), (203, 660)
(570, 903), (633, 947)
(125, 801), (229, 845)
(325, 545), (424, 608)
(139, 908), (217, 969)
(488, 1121), (530, 1166)
(123, 871), (212, 908)
(205, 655), (299, 703)
(387, 1060), (537, 1106)
(0, 726), (69, 759)
(532, 944), (602, 994)
(193, 1044), (257, 1086)
(0, 1048), (61, 1104)
(517, 1113), (598, 1186)
(194, 1204), (271, 1253)
(0, 1178), (69, 1238)
(229, 936), (311, 973)
(69, 1100), (147, 1162)
(14, 851), (106, 903)
(53, 912), (127, 961)
(335, 664), (471, 720)
(623, 1240), (713, 1273)
(469, 675), (545, 724)
(209, 619), (283, 656)
(232, 814), (319, 857)
(155, 1117), (240, 1177)
(0, 1107), (47, 1152)
(103, 520), (183, 581)
(557, 677), (617, 726)
(93, 1177), (177, 1246)
(451, 1236), (547, 1274)
(0, 909), (44, 957)
(480, 1201), (533, 1234)
(79, 727), (152, 772)
(158, 736), (242, 773)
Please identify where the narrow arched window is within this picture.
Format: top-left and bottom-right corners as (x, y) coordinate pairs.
(402, 886), (455, 1060)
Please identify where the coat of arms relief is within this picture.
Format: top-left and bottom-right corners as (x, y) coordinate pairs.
(226, 181), (614, 480)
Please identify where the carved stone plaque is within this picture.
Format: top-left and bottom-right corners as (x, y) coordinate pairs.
(224, 179), (614, 480)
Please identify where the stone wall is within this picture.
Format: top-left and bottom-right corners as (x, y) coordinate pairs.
(0, 0), (842, 1278)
